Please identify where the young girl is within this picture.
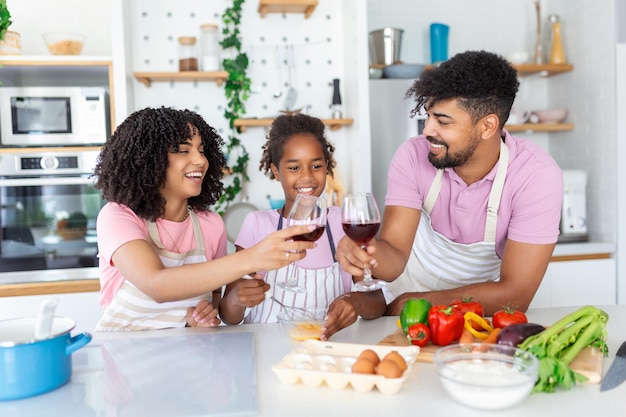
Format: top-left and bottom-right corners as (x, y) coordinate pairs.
(93, 107), (316, 331)
(219, 114), (385, 340)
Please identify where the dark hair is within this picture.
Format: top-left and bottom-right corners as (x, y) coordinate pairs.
(93, 107), (227, 221)
(407, 50), (519, 128)
(259, 113), (336, 179)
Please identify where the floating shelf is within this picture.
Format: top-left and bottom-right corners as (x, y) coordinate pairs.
(234, 117), (353, 132)
(258, 0), (318, 18)
(133, 71), (229, 87)
(505, 123), (574, 133)
(375, 63), (574, 78)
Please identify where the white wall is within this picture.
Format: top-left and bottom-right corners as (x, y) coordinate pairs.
(7, 0), (112, 55)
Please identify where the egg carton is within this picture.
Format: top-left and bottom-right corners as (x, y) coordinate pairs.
(271, 340), (420, 395)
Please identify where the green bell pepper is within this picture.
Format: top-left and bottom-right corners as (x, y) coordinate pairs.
(400, 298), (432, 334)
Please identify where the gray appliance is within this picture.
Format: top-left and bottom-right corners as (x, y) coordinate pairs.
(369, 79), (425, 215)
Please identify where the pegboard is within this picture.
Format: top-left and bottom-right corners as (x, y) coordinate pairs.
(125, 0), (350, 209)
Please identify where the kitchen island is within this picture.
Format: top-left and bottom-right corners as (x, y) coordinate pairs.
(1, 304), (624, 416)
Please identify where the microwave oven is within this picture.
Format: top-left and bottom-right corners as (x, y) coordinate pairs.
(0, 86), (111, 147)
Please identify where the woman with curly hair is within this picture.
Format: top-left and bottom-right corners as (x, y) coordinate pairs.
(93, 107), (316, 331)
(336, 50), (563, 318)
(219, 114), (386, 339)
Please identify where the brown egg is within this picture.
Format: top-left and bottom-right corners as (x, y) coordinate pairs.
(351, 358), (376, 374)
(382, 351), (407, 372)
(376, 359), (403, 378)
(358, 349), (381, 366)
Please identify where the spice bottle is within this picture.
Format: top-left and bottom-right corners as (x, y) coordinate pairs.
(200, 24), (220, 71)
(177, 36), (198, 71)
(548, 15), (566, 64)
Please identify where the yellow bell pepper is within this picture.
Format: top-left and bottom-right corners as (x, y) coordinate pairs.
(463, 311), (494, 340)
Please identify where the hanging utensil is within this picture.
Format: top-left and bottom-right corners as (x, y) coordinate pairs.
(273, 45), (283, 98)
(282, 44), (298, 111)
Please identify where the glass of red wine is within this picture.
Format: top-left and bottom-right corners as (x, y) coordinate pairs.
(342, 192), (383, 292)
(277, 194), (327, 293)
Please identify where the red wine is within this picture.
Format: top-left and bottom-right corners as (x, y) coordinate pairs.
(292, 226), (325, 242)
(342, 222), (380, 245)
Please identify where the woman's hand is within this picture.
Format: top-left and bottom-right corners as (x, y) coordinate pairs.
(247, 224), (317, 271)
(186, 299), (220, 327)
(335, 236), (378, 278)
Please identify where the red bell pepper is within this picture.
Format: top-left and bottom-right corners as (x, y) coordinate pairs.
(407, 323), (430, 347)
(427, 305), (464, 346)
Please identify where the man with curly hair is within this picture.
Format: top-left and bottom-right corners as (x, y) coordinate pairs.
(337, 50), (563, 317)
(93, 107), (316, 330)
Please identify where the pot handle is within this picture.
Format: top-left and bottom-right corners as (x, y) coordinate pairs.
(66, 332), (93, 356)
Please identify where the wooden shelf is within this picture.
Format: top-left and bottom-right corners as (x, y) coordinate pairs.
(133, 71), (229, 87)
(505, 123), (574, 133)
(415, 63), (573, 78)
(258, 0), (318, 18)
(234, 117), (353, 132)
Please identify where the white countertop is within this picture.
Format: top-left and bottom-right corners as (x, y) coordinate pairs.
(1, 304), (625, 416)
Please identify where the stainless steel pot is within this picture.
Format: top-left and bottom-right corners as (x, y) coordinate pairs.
(0, 316), (92, 401)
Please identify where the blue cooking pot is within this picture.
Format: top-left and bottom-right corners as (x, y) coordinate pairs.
(0, 316), (92, 401)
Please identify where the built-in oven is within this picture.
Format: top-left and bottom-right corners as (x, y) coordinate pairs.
(0, 150), (105, 275)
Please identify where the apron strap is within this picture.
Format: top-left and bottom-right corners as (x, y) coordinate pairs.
(483, 140), (509, 242)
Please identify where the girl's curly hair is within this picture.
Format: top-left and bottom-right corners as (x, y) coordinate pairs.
(259, 113), (336, 179)
(407, 50), (519, 128)
(93, 107), (227, 221)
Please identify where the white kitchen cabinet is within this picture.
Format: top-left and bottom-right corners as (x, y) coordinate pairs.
(529, 258), (616, 309)
(0, 292), (101, 334)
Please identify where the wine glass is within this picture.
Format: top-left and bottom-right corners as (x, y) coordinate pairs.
(277, 194), (327, 293)
(341, 192), (384, 292)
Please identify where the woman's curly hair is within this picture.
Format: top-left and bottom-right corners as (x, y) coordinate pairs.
(259, 113), (336, 179)
(407, 50), (519, 128)
(93, 107), (227, 221)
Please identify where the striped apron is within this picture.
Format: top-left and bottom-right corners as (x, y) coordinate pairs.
(384, 141), (509, 303)
(96, 211), (211, 331)
(243, 213), (345, 323)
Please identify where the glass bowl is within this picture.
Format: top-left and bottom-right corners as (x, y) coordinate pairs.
(277, 307), (327, 341)
(42, 33), (86, 55)
(433, 343), (538, 410)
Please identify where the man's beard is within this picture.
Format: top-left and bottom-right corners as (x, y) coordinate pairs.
(427, 134), (481, 169)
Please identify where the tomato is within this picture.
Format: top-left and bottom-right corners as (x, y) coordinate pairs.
(450, 297), (484, 317)
(451, 297), (485, 330)
(407, 323), (430, 347)
(492, 307), (528, 329)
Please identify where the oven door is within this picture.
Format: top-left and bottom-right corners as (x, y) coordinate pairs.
(0, 175), (105, 273)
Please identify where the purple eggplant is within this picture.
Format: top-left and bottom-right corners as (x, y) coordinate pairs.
(496, 323), (546, 347)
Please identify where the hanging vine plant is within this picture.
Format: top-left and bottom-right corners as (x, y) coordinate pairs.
(216, 0), (251, 214)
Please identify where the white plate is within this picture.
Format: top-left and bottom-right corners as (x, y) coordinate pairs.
(222, 202), (258, 243)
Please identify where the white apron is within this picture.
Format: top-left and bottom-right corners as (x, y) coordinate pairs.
(243, 213), (345, 323)
(96, 211), (211, 331)
(384, 141), (509, 303)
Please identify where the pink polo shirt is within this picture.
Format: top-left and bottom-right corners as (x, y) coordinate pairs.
(385, 131), (563, 258)
(96, 203), (227, 308)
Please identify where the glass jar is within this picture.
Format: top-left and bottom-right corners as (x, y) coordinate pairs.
(177, 36), (198, 71)
(199, 24), (220, 71)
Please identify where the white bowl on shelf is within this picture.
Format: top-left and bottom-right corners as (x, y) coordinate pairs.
(531, 108), (568, 123)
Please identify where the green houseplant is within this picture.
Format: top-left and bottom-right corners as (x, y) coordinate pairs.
(215, 0), (251, 214)
(0, 0), (11, 41)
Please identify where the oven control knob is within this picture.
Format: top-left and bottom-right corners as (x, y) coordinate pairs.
(40, 155), (59, 170)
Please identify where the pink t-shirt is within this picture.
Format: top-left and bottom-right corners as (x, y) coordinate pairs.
(385, 131), (563, 258)
(235, 206), (353, 292)
(96, 203), (227, 308)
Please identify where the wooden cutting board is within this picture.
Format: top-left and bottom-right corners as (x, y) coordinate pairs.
(378, 328), (603, 384)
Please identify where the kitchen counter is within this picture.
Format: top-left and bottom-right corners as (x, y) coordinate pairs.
(1, 305), (624, 416)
